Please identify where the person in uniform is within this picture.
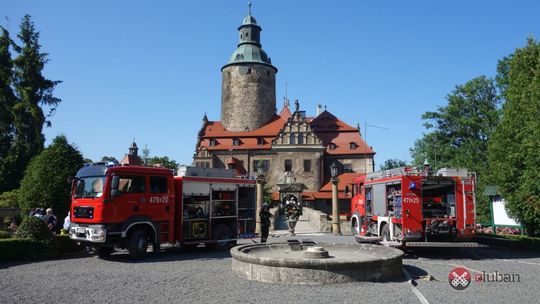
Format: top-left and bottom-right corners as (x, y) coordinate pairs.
(259, 203), (272, 243)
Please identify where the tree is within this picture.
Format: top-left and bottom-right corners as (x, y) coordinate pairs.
(0, 15), (61, 193)
(141, 144), (150, 165)
(410, 76), (501, 222)
(101, 156), (118, 163)
(0, 27), (16, 192)
(379, 159), (407, 171)
(147, 156), (179, 170)
(18, 135), (83, 220)
(488, 38), (540, 236)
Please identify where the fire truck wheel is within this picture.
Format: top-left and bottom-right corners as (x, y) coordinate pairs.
(97, 246), (114, 258)
(128, 229), (148, 260)
(381, 224), (391, 243)
(212, 224), (235, 251)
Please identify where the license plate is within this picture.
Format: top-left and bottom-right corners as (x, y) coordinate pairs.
(76, 227), (85, 234)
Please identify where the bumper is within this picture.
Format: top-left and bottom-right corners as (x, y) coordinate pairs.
(69, 223), (107, 243)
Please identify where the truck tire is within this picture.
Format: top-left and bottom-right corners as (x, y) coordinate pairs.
(128, 229), (148, 260)
(211, 224), (235, 251)
(381, 224), (391, 243)
(97, 246), (114, 258)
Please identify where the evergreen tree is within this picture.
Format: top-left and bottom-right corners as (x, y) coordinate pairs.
(18, 135), (83, 220)
(488, 38), (540, 236)
(0, 15), (61, 192)
(0, 27), (16, 191)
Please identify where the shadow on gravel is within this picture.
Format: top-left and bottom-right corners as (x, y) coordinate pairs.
(99, 245), (233, 264)
(403, 246), (540, 261)
(0, 251), (90, 270)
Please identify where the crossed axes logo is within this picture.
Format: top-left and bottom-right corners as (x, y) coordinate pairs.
(448, 267), (471, 290)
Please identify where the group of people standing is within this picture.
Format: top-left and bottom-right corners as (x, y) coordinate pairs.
(29, 207), (57, 232)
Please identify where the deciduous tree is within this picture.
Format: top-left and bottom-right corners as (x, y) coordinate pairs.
(18, 135), (83, 220)
(488, 38), (540, 236)
(410, 76), (501, 222)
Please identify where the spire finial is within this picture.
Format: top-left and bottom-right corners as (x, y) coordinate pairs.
(248, 2), (252, 15)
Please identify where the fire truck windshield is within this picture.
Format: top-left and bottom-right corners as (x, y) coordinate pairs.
(74, 176), (106, 198)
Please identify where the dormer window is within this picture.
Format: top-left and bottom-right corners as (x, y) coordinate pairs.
(350, 142), (357, 150)
(233, 138), (240, 146)
(329, 143), (336, 150)
(257, 137), (265, 145)
(209, 139), (217, 147)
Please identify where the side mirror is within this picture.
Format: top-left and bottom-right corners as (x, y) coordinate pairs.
(111, 176), (120, 197)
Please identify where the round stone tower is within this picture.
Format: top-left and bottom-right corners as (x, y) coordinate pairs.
(221, 5), (278, 132)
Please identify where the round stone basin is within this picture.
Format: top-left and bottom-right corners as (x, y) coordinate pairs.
(231, 242), (403, 284)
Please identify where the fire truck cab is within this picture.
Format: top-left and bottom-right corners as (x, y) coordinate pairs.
(68, 163), (256, 259)
(350, 167), (477, 247)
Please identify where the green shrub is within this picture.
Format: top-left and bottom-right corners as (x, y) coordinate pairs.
(15, 216), (52, 240)
(0, 230), (11, 239)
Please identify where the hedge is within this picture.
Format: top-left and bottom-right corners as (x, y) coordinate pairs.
(0, 235), (82, 262)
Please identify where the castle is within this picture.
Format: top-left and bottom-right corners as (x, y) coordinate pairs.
(193, 6), (374, 212)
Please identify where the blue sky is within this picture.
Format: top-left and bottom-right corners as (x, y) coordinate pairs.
(2, 0), (539, 167)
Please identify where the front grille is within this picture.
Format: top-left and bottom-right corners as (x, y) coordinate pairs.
(74, 206), (94, 219)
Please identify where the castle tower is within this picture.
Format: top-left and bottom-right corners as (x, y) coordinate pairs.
(221, 4), (277, 132)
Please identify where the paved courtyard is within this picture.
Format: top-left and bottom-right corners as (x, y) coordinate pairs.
(1, 217), (538, 304)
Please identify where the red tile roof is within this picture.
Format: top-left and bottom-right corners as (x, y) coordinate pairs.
(120, 154), (143, 166)
(197, 108), (374, 155)
(311, 111), (374, 155)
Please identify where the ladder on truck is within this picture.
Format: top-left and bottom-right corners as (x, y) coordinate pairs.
(366, 166), (419, 180)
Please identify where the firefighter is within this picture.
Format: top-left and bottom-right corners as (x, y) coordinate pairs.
(260, 203), (272, 243)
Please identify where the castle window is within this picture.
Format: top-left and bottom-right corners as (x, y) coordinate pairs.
(257, 137), (265, 145)
(329, 143), (336, 150)
(209, 139), (217, 146)
(247, 68), (252, 74)
(284, 159), (292, 172)
(233, 138), (240, 146)
(297, 133), (304, 144)
(343, 163), (353, 173)
(289, 134), (295, 145)
(266, 71), (270, 76)
(253, 159), (269, 173)
(350, 142), (357, 150)
(303, 160), (311, 172)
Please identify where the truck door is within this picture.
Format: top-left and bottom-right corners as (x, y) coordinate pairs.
(401, 176), (423, 236)
(462, 176), (476, 235)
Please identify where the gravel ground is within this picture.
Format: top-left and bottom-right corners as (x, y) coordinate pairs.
(1, 233), (539, 304)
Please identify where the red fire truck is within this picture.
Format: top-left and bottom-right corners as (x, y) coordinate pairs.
(68, 163), (256, 259)
(350, 167), (477, 247)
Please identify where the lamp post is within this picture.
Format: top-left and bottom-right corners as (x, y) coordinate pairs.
(255, 162), (265, 235)
(330, 161), (341, 235)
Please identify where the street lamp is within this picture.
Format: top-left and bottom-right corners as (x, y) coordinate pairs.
(255, 162), (265, 234)
(330, 161), (341, 235)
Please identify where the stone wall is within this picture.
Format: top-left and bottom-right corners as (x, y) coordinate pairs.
(302, 207), (330, 232)
(221, 64), (276, 132)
